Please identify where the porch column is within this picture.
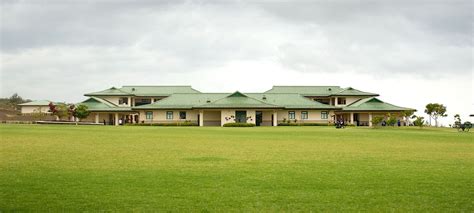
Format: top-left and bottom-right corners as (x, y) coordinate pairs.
(131, 114), (135, 123)
(273, 111), (278, 126)
(128, 97), (131, 106)
(350, 112), (354, 125)
(151, 98), (155, 103)
(114, 113), (119, 126)
(199, 110), (204, 127)
(95, 113), (99, 124)
(335, 97), (338, 106)
(368, 113), (373, 127)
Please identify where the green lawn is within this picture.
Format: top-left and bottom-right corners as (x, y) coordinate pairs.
(1, 125), (472, 211)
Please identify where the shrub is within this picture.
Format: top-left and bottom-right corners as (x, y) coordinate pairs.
(386, 113), (397, 126)
(371, 116), (384, 127)
(126, 122), (198, 127)
(413, 116), (425, 128)
(223, 123), (256, 127)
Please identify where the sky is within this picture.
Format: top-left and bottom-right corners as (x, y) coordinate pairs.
(1, 0), (473, 125)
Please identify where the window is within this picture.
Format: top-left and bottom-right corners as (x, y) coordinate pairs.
(166, 111), (173, 120)
(337, 98), (346, 105)
(179, 111), (186, 119)
(301, 111), (308, 120)
(119, 97), (129, 105)
(288, 111), (295, 120)
(145, 111), (153, 120)
(321, 111), (328, 119)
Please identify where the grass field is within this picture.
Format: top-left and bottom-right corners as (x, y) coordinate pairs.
(0, 125), (472, 211)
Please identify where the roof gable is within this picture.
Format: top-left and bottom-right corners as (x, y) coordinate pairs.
(79, 97), (131, 112)
(227, 91), (247, 98)
(343, 97), (414, 111)
(85, 87), (131, 96)
(197, 92), (281, 109)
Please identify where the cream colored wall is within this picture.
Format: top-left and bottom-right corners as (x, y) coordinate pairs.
(345, 97), (362, 105)
(247, 110), (256, 125)
(139, 110), (199, 123)
(21, 106), (50, 114)
(102, 96), (132, 107)
(221, 110), (235, 126)
(334, 97), (364, 106)
(276, 110), (332, 123)
(219, 109), (259, 126)
(82, 112), (116, 124)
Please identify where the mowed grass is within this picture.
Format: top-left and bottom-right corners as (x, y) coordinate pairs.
(0, 125), (472, 211)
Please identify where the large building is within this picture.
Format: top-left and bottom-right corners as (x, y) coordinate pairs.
(79, 86), (414, 126)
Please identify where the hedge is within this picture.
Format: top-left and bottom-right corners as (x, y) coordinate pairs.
(278, 123), (331, 126)
(223, 123), (256, 127)
(125, 122), (198, 126)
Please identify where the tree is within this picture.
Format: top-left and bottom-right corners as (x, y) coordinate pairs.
(49, 102), (68, 120)
(412, 115), (425, 128)
(401, 110), (414, 126)
(453, 114), (462, 128)
(6, 93), (30, 110)
(371, 116), (384, 128)
(386, 113), (398, 126)
(424, 103), (436, 126)
(73, 105), (90, 121)
(432, 104), (447, 127)
(425, 103), (448, 127)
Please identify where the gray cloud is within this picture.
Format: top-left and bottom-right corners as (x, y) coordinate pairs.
(0, 0), (472, 123)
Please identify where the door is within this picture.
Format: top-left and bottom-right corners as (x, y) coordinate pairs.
(256, 111), (263, 126)
(197, 114), (200, 126)
(235, 111), (247, 123)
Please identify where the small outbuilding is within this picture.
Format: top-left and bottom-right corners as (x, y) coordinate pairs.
(18, 100), (52, 114)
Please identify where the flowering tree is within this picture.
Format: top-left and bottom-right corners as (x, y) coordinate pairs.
(48, 102), (68, 120)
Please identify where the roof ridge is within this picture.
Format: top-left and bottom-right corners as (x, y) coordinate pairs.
(199, 92), (281, 107)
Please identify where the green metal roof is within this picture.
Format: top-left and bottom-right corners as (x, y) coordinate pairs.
(85, 87), (132, 96)
(85, 86), (200, 97)
(246, 93), (337, 109)
(79, 97), (133, 112)
(133, 93), (229, 109)
(342, 97), (415, 112)
(333, 87), (378, 96)
(265, 86), (378, 97)
(120, 86), (201, 96)
(134, 92), (338, 110)
(197, 92), (282, 109)
(18, 100), (53, 106)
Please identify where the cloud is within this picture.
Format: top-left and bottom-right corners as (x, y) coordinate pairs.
(0, 0), (472, 123)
